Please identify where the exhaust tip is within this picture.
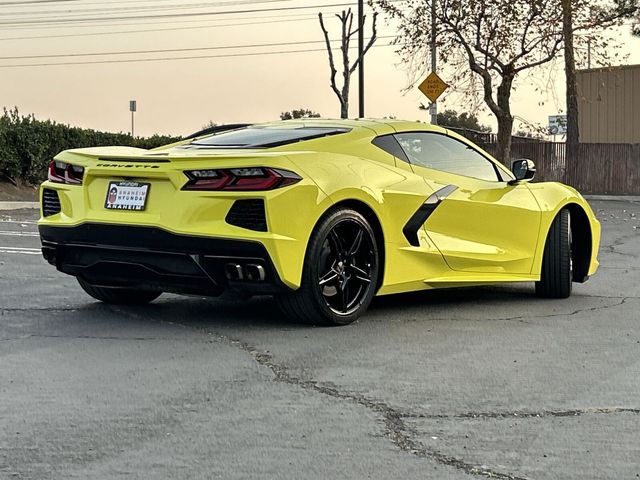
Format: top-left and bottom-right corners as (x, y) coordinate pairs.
(224, 263), (243, 281)
(245, 264), (266, 282)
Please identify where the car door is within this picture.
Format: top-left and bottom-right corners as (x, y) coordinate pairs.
(394, 131), (541, 275)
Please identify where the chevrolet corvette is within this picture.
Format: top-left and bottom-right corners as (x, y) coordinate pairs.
(38, 119), (600, 325)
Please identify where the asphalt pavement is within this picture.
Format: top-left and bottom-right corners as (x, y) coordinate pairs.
(1, 200), (639, 480)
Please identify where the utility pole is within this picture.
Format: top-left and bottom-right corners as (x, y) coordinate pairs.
(129, 100), (137, 137)
(430, 0), (437, 125)
(358, 0), (365, 118)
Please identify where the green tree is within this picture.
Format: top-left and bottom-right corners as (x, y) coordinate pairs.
(280, 109), (322, 120)
(419, 107), (491, 132)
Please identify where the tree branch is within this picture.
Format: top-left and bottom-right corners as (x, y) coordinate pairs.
(350, 12), (378, 74)
(318, 12), (343, 105)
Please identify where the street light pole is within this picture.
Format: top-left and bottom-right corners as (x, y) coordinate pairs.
(430, 0), (437, 125)
(358, 0), (365, 118)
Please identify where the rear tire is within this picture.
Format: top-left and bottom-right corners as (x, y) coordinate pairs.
(535, 209), (572, 299)
(276, 207), (380, 326)
(78, 278), (162, 305)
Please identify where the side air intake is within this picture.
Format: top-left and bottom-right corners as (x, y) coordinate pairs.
(225, 199), (267, 232)
(42, 188), (62, 217)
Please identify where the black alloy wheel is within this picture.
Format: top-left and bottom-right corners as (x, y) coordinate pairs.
(317, 218), (376, 316)
(276, 208), (380, 326)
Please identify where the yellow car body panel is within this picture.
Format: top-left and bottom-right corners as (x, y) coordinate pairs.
(38, 119), (600, 298)
(526, 182), (600, 277)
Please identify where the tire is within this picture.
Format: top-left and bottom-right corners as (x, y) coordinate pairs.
(77, 278), (162, 305)
(535, 208), (572, 298)
(276, 207), (380, 326)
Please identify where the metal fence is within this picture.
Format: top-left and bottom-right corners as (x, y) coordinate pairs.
(474, 140), (640, 195)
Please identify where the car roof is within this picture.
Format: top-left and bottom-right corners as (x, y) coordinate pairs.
(249, 118), (448, 135)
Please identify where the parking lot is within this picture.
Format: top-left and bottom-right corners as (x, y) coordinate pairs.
(1, 199), (638, 480)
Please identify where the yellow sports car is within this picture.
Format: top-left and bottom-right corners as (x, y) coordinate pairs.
(38, 119), (600, 326)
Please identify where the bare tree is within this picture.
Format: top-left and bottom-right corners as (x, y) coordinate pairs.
(319, 8), (378, 119)
(375, 0), (634, 165)
(377, 0), (568, 164)
(562, 0), (579, 166)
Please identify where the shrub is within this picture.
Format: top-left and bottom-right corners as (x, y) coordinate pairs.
(0, 107), (181, 184)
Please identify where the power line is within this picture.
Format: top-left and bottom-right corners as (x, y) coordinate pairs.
(0, 0), (78, 5)
(0, 15), (317, 41)
(0, 42), (395, 68)
(0, 36), (392, 60)
(0, 0), (215, 6)
(0, 0), (275, 6)
(0, 0), (295, 18)
(0, 10), (318, 30)
(0, 1), (370, 25)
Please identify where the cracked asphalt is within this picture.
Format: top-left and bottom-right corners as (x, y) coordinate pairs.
(1, 200), (639, 480)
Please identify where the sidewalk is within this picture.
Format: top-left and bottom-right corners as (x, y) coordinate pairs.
(584, 195), (640, 202)
(0, 201), (39, 211)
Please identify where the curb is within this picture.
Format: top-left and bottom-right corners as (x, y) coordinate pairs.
(584, 195), (640, 202)
(0, 201), (40, 211)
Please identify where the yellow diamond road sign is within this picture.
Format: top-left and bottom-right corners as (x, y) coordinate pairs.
(418, 72), (448, 103)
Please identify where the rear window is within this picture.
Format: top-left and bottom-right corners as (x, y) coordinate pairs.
(190, 126), (351, 148)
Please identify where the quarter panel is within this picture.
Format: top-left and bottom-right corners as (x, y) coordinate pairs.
(38, 152), (331, 290)
(289, 152), (458, 294)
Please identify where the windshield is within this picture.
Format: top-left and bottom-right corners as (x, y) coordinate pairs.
(189, 126), (351, 148)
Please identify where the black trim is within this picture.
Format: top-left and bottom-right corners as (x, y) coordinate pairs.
(97, 158), (169, 164)
(225, 199), (267, 232)
(402, 185), (458, 247)
(371, 134), (410, 163)
(508, 159), (536, 185)
(42, 188), (61, 217)
(39, 223), (291, 296)
(183, 123), (252, 140)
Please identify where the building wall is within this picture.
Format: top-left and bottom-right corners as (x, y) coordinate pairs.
(577, 65), (640, 143)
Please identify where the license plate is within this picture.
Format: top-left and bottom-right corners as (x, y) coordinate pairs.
(104, 181), (150, 211)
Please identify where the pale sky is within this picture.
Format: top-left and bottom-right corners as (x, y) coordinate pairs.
(1, 0), (639, 138)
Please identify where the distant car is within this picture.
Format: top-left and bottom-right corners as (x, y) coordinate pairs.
(38, 119), (600, 326)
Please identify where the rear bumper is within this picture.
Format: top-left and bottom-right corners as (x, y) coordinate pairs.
(39, 223), (292, 296)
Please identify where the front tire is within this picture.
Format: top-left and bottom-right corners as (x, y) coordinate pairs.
(276, 208), (380, 326)
(78, 278), (162, 305)
(535, 209), (572, 298)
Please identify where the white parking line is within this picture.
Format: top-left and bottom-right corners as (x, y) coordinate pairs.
(0, 247), (42, 255)
(0, 220), (38, 225)
(0, 231), (39, 237)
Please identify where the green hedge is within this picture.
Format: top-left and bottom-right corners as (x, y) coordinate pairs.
(0, 107), (181, 184)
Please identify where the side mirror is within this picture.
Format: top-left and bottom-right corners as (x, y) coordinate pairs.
(509, 159), (536, 185)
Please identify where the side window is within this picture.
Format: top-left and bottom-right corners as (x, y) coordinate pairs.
(371, 135), (410, 163)
(394, 132), (500, 182)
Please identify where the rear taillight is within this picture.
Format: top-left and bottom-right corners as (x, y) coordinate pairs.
(48, 160), (84, 185)
(183, 167), (301, 191)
